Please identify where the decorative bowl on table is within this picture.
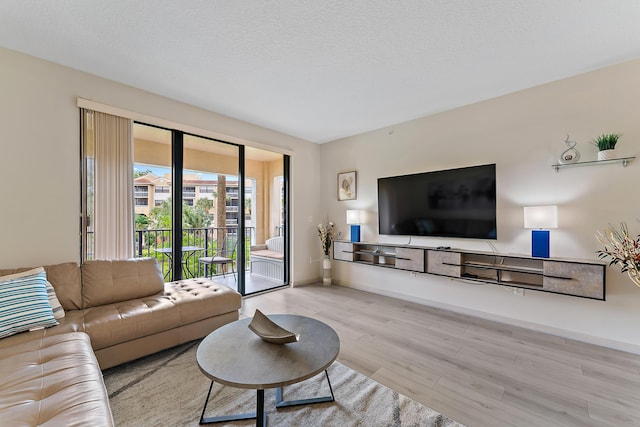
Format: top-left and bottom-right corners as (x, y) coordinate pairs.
(248, 309), (299, 344)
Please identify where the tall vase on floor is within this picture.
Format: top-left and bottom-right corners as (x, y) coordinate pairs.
(317, 221), (335, 286)
(323, 255), (332, 286)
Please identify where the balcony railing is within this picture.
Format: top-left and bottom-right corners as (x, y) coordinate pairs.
(133, 226), (255, 281)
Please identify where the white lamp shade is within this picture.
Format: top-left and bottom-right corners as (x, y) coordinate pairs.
(524, 206), (558, 229)
(346, 210), (365, 225)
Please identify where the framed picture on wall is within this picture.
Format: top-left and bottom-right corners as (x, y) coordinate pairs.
(338, 171), (357, 201)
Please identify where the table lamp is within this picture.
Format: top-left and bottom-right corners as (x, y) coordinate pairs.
(524, 206), (558, 258)
(346, 210), (365, 242)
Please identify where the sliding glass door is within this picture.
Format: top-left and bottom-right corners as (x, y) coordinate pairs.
(82, 115), (288, 295)
(181, 134), (241, 290)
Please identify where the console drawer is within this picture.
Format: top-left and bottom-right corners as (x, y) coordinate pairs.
(427, 250), (461, 277)
(395, 247), (425, 272)
(333, 241), (354, 261)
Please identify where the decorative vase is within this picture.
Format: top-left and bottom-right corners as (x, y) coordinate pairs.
(322, 255), (332, 286)
(628, 270), (640, 289)
(597, 149), (616, 161)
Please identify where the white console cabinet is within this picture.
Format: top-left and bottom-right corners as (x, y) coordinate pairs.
(333, 241), (606, 300)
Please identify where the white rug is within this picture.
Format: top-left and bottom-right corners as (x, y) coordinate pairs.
(103, 341), (464, 426)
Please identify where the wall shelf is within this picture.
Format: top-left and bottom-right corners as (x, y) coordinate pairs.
(552, 156), (635, 172)
(334, 241), (606, 300)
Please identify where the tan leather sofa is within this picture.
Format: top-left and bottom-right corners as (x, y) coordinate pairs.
(0, 258), (242, 426)
(0, 332), (114, 426)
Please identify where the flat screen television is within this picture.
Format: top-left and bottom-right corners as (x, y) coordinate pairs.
(377, 164), (496, 239)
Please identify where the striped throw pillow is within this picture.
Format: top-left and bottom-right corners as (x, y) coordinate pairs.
(45, 280), (65, 320)
(0, 267), (58, 339)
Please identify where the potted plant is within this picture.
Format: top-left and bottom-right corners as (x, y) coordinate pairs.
(596, 222), (640, 288)
(592, 133), (622, 160)
(317, 221), (335, 285)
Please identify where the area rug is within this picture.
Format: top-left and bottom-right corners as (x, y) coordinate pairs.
(103, 341), (464, 426)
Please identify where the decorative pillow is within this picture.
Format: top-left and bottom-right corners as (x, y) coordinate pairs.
(0, 267), (58, 339)
(45, 280), (65, 320)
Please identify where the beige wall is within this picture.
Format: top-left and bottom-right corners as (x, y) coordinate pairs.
(320, 58), (640, 352)
(0, 47), (323, 285)
(4, 44), (640, 351)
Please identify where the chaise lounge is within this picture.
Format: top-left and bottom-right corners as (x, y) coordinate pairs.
(0, 258), (242, 426)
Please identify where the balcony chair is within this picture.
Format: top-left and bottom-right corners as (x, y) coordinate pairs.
(198, 238), (237, 281)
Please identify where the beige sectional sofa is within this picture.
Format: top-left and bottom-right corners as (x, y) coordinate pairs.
(0, 258), (242, 426)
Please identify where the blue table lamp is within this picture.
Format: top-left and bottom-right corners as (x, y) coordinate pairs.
(524, 206), (558, 258)
(346, 210), (365, 242)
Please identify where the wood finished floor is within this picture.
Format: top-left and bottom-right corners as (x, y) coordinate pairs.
(240, 284), (640, 427)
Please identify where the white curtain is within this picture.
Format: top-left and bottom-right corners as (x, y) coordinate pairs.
(93, 111), (134, 259)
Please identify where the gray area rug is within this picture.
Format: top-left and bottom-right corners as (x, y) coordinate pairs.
(103, 341), (464, 426)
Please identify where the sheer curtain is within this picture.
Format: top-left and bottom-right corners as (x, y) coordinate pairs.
(87, 110), (134, 259)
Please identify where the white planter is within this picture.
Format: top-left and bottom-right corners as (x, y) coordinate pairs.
(322, 257), (332, 286)
(597, 149), (616, 161)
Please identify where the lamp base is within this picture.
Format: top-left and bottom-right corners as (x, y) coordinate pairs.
(531, 230), (550, 258)
(350, 225), (361, 242)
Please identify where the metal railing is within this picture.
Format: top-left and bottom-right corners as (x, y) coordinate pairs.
(133, 226), (255, 281)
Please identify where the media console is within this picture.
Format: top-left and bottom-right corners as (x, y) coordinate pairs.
(333, 241), (605, 300)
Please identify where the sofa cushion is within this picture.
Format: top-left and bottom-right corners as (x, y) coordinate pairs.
(0, 262), (82, 311)
(44, 262), (83, 310)
(164, 278), (243, 324)
(0, 332), (114, 426)
(83, 278), (241, 350)
(82, 258), (164, 308)
(0, 268), (58, 339)
(82, 295), (179, 350)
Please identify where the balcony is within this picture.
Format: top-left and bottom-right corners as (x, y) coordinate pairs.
(132, 226), (255, 281)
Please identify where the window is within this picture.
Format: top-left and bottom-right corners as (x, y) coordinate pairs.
(83, 116), (289, 295)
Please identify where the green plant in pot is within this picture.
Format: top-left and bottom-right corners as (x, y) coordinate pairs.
(592, 133), (622, 160)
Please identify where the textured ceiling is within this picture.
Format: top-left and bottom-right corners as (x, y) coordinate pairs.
(1, 1), (639, 143)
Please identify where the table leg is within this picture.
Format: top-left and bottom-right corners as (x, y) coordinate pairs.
(163, 254), (172, 280)
(275, 370), (335, 408)
(183, 250), (193, 278)
(199, 381), (267, 426)
(256, 388), (265, 427)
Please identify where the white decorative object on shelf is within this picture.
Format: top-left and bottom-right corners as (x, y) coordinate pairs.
(558, 134), (580, 164)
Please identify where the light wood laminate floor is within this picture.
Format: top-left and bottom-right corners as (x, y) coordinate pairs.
(241, 284), (640, 427)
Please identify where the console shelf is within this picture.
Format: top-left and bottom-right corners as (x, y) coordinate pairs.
(333, 241), (605, 300)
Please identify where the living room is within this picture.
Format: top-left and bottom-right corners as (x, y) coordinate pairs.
(2, 2), (640, 426)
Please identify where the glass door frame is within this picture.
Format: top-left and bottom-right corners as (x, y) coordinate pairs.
(140, 122), (289, 295)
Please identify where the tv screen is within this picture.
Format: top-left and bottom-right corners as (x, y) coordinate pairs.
(378, 164), (496, 239)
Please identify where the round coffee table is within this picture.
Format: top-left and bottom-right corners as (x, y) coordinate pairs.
(196, 314), (340, 426)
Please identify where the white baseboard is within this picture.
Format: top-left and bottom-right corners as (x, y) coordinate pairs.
(290, 277), (320, 287)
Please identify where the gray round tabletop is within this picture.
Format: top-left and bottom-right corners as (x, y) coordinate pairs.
(197, 314), (340, 390)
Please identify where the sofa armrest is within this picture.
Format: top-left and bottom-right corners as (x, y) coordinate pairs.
(250, 244), (268, 251)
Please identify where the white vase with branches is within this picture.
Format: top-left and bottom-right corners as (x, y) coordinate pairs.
(317, 221), (335, 285)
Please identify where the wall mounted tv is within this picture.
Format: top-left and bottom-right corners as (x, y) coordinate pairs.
(378, 164), (497, 239)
